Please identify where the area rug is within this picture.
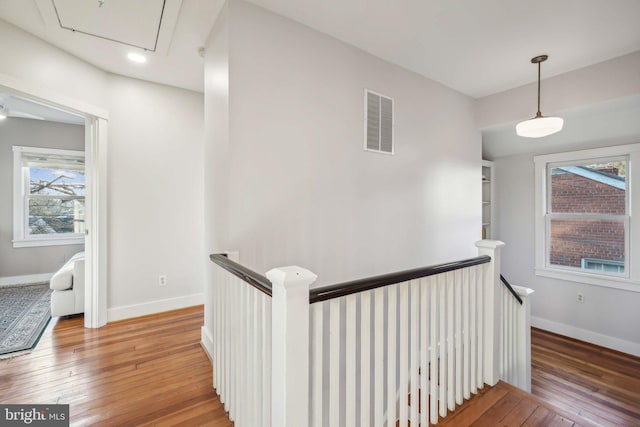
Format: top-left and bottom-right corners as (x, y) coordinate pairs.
(0, 283), (52, 358)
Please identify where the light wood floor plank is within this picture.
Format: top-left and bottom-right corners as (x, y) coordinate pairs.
(0, 305), (232, 427)
(531, 327), (640, 427)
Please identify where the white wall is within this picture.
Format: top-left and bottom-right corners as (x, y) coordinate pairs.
(483, 52), (640, 356)
(106, 74), (204, 316)
(0, 119), (84, 279)
(0, 19), (204, 319)
(205, 0), (482, 287)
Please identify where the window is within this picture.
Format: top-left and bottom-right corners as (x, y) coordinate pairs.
(535, 143), (640, 291)
(581, 258), (624, 274)
(13, 146), (85, 247)
(548, 160), (627, 275)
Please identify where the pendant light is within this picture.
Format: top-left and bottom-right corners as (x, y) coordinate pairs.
(516, 55), (563, 138)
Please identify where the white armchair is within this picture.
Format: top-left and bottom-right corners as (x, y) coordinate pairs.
(50, 252), (85, 317)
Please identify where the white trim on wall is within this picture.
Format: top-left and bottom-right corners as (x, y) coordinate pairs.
(0, 273), (53, 287)
(107, 293), (204, 323)
(201, 326), (214, 362)
(0, 72), (108, 120)
(532, 316), (640, 357)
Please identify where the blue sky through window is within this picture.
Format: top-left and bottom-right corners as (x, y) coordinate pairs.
(29, 167), (86, 196)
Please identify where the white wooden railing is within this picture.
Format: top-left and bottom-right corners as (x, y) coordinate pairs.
(499, 275), (534, 392)
(207, 240), (534, 427)
(209, 253), (273, 426)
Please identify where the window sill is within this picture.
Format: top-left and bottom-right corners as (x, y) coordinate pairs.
(13, 236), (85, 248)
(535, 267), (640, 293)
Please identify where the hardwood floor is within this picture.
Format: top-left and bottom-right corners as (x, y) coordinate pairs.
(421, 328), (640, 427)
(0, 306), (232, 426)
(531, 327), (640, 427)
(438, 380), (600, 427)
(2, 307), (638, 426)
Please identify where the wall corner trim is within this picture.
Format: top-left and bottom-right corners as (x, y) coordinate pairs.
(200, 326), (214, 363)
(107, 293), (204, 323)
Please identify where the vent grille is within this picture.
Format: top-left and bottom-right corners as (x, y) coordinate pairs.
(365, 90), (394, 154)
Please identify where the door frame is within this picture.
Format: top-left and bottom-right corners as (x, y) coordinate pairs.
(0, 73), (109, 328)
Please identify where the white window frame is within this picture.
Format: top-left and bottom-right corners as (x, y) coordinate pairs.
(534, 143), (640, 293)
(13, 145), (86, 248)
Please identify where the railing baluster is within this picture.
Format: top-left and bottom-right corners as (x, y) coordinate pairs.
(455, 269), (463, 406)
(477, 264), (485, 388)
(399, 282), (409, 425)
(374, 287), (384, 427)
(237, 278), (244, 421)
(230, 275), (236, 416)
(438, 273), (447, 418)
(429, 275), (438, 424)
(361, 291), (371, 427)
(470, 266), (477, 394)
(387, 284), (398, 425)
(262, 295), (273, 426)
(446, 271), (455, 412)
(263, 293), (272, 426)
(512, 296), (517, 384)
(247, 287), (256, 427)
(346, 294), (357, 427)
(410, 280), (419, 426)
(330, 298), (341, 427)
(311, 303), (323, 427)
(420, 277), (429, 427)
(463, 267), (470, 400)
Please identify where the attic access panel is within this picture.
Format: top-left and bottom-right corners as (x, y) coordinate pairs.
(52, 0), (166, 51)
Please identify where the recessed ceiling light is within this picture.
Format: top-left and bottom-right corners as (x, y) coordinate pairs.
(127, 52), (147, 64)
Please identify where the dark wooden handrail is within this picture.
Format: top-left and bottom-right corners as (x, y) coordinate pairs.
(309, 255), (491, 304)
(209, 253), (272, 297)
(500, 274), (523, 305)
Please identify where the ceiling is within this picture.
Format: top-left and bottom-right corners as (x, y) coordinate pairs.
(0, 0), (638, 98)
(0, 1), (638, 156)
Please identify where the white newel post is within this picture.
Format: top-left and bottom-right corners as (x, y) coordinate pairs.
(475, 239), (505, 387)
(267, 266), (318, 427)
(514, 285), (535, 392)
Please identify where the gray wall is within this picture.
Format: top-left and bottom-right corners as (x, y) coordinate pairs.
(0, 118), (85, 278)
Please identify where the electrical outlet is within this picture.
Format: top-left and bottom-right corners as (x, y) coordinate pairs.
(576, 292), (585, 303)
(159, 275), (167, 287)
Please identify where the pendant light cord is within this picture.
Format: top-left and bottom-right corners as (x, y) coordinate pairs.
(536, 60), (542, 118)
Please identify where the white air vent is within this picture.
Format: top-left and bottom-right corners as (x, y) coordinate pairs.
(364, 89), (394, 154)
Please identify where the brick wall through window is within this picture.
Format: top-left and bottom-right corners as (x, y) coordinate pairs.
(549, 170), (625, 269)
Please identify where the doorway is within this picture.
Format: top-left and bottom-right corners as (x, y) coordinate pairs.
(0, 75), (108, 328)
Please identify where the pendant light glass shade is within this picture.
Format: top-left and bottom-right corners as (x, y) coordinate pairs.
(516, 55), (563, 138)
(516, 115), (563, 138)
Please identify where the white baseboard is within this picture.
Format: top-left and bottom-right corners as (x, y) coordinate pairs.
(0, 273), (53, 287)
(201, 326), (214, 363)
(107, 293), (204, 322)
(532, 316), (640, 357)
